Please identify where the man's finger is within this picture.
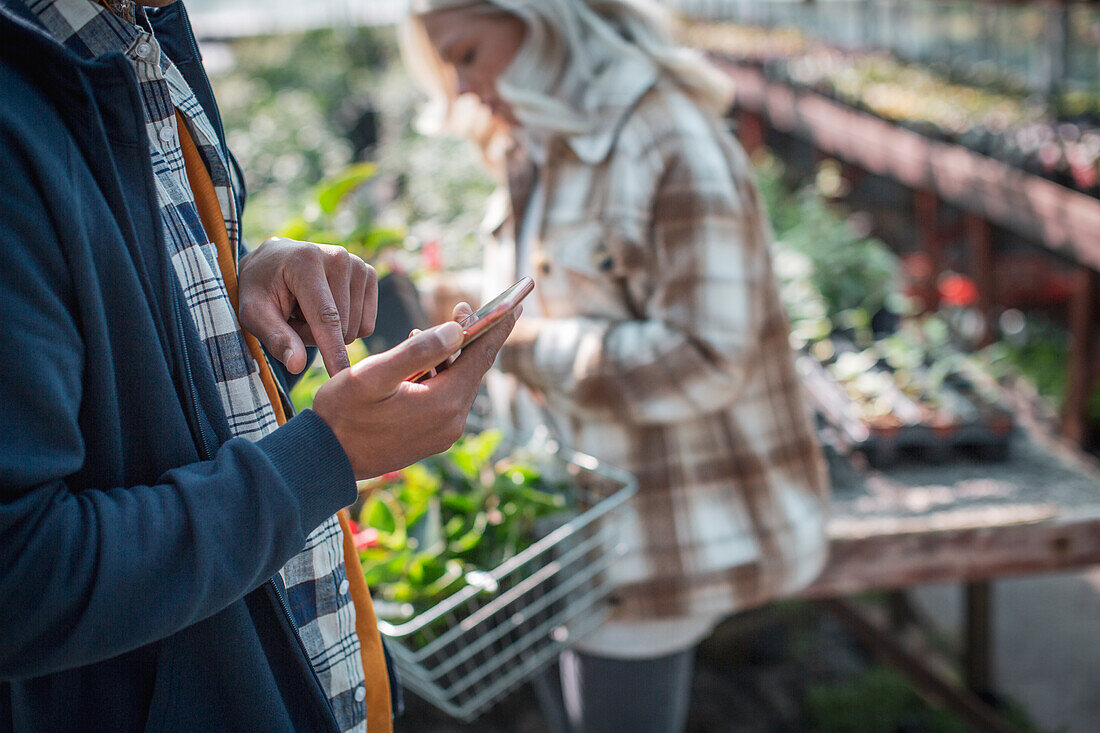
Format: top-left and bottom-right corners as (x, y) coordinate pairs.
(407, 329), (438, 380)
(349, 321), (464, 397)
(439, 307), (519, 388)
(434, 302), (474, 374)
(354, 262), (378, 340)
(346, 264), (366, 344)
(291, 266), (350, 376)
(452, 301), (474, 322)
(324, 250), (351, 343)
(247, 298), (308, 374)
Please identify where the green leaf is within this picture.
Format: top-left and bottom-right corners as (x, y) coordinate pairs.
(446, 429), (503, 477)
(300, 229), (343, 246)
(316, 161), (378, 214)
(288, 363), (330, 412)
(274, 216), (311, 241)
(346, 226), (406, 260)
(423, 559), (464, 597)
(440, 492), (479, 515)
(361, 492), (407, 550)
(363, 495), (396, 533)
(447, 511), (489, 555)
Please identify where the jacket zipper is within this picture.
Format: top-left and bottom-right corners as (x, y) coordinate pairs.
(170, 285), (338, 727)
(170, 283), (215, 460)
(270, 576), (341, 732)
(172, 281), (338, 728)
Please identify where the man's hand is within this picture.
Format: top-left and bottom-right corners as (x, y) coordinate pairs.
(312, 306), (519, 480)
(238, 236), (377, 376)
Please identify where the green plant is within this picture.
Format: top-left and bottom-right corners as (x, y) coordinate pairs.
(369, 62), (497, 271)
(273, 161), (406, 263)
(353, 430), (570, 618)
(976, 315), (1100, 421)
(756, 154), (1025, 429)
(757, 154), (901, 326)
(210, 28), (395, 243)
(804, 667), (958, 733)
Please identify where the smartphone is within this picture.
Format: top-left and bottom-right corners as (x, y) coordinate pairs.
(458, 277), (534, 346)
(408, 276), (534, 382)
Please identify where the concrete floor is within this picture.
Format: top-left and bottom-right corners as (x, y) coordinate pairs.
(912, 569), (1100, 733)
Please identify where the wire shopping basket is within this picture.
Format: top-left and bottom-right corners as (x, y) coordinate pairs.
(374, 438), (636, 722)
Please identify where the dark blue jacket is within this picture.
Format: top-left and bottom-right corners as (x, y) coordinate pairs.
(0, 1), (363, 729)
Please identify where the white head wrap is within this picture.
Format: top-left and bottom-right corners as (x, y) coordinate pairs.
(401, 0), (733, 164)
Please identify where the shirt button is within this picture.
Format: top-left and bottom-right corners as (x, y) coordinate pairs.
(158, 125), (175, 144)
(338, 579), (350, 596)
(135, 41), (153, 59)
(354, 686), (366, 703)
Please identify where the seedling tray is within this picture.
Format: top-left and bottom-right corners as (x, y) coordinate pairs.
(798, 351), (1014, 468)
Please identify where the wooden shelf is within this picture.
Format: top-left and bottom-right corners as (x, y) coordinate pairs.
(718, 61), (1100, 272)
(805, 402), (1100, 597)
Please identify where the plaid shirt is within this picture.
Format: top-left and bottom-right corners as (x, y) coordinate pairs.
(29, 2), (365, 728)
(495, 73), (831, 642)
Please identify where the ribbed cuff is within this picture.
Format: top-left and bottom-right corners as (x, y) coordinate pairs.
(257, 409), (357, 533)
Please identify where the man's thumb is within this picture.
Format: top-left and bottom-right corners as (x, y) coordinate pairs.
(351, 321), (464, 392)
(249, 303), (308, 374)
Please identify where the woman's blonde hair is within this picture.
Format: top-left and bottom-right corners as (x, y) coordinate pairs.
(399, 0), (734, 165)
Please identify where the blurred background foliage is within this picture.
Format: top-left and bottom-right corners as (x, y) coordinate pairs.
(209, 27), (494, 270)
(208, 26), (496, 411)
(208, 27), (1098, 422)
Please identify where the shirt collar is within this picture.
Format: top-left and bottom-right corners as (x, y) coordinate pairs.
(29, 0), (150, 60)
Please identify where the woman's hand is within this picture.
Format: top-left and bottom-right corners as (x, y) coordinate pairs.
(238, 236), (378, 376)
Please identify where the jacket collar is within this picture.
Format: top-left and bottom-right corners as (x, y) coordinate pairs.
(146, 1), (201, 68)
(487, 54), (657, 237)
(0, 0), (132, 112)
(0, 0), (198, 82)
(555, 52), (657, 166)
(2, 0), (225, 155)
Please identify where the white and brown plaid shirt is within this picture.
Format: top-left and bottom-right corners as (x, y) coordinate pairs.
(494, 75), (831, 635)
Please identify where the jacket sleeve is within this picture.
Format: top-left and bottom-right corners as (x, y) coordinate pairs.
(510, 121), (778, 426)
(0, 105), (356, 680)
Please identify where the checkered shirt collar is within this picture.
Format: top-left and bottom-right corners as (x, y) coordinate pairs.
(24, 0), (153, 59)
